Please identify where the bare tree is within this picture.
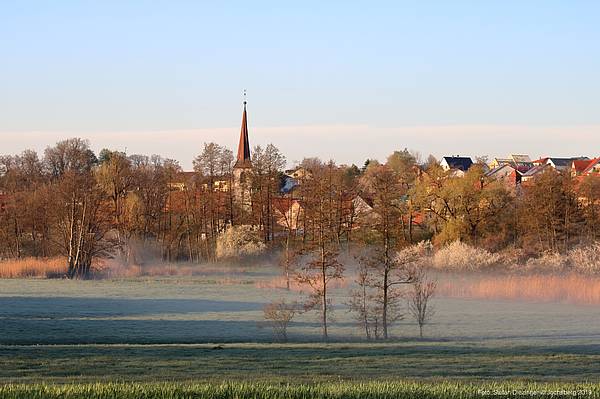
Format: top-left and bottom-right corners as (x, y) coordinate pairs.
(408, 270), (436, 338)
(295, 163), (345, 340)
(51, 171), (116, 278)
(347, 258), (381, 339)
(263, 299), (299, 342)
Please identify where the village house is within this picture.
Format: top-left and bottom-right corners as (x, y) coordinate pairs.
(485, 163), (522, 190)
(579, 157), (600, 176)
(489, 154), (533, 172)
(532, 156), (589, 172)
(440, 156), (473, 172)
(520, 163), (552, 183)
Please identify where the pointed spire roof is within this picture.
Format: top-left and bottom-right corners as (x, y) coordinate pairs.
(235, 100), (252, 168)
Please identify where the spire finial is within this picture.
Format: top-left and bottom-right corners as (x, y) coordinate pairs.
(243, 89), (247, 106)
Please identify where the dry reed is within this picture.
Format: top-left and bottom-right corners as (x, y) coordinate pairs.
(0, 257), (67, 278)
(437, 273), (600, 305)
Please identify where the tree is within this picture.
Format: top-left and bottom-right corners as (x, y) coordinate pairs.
(408, 270), (436, 338)
(296, 247), (344, 340)
(358, 163), (413, 339)
(295, 162), (345, 340)
(215, 225), (266, 259)
(96, 150), (134, 263)
(357, 243), (424, 339)
(347, 255), (382, 340)
(263, 299), (299, 342)
(44, 138), (97, 178)
(517, 170), (583, 253)
(413, 164), (514, 249)
(252, 144), (286, 242)
(51, 170), (115, 278)
(578, 175), (600, 242)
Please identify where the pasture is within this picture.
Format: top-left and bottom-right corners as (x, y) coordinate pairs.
(1, 264), (600, 396)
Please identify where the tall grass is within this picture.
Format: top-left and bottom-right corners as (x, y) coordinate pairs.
(438, 273), (600, 305)
(0, 257), (67, 278)
(0, 381), (596, 399)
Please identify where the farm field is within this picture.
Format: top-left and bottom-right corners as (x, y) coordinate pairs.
(1, 265), (600, 396)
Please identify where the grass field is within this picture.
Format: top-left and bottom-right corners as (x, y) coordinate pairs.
(1, 381), (598, 399)
(1, 265), (600, 397)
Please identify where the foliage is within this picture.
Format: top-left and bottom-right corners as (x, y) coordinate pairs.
(432, 241), (500, 271)
(569, 242), (600, 274)
(523, 243), (600, 274)
(215, 225), (266, 259)
(413, 165), (515, 248)
(517, 170), (583, 253)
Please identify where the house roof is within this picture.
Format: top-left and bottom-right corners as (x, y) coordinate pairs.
(572, 159), (593, 174)
(486, 164), (518, 177)
(582, 157), (600, 175)
(548, 157), (587, 168)
(511, 154), (532, 164)
(521, 163), (551, 177)
(442, 156), (473, 171)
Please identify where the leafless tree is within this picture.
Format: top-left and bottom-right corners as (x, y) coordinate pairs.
(408, 270), (436, 338)
(263, 299), (300, 342)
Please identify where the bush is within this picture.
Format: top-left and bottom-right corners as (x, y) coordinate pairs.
(524, 252), (569, 273)
(569, 243), (600, 274)
(215, 225), (266, 260)
(432, 241), (500, 271)
(521, 243), (600, 274)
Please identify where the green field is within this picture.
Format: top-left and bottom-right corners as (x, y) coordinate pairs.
(1, 266), (600, 397)
(1, 381), (598, 399)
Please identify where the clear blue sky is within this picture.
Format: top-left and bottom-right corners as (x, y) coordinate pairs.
(1, 1), (599, 168)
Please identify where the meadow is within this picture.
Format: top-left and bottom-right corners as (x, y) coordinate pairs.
(1, 264), (600, 397)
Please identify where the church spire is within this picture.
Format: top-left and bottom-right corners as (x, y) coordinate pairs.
(235, 92), (251, 168)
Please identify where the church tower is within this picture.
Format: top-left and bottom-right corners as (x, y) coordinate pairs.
(233, 98), (252, 209)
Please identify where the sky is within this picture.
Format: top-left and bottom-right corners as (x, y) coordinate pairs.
(1, 1), (599, 169)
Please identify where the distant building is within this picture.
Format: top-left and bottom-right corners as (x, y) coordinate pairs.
(285, 167), (310, 180)
(521, 163), (552, 183)
(582, 158), (600, 176)
(546, 157), (588, 172)
(532, 156), (589, 172)
(485, 164), (521, 190)
(573, 157), (600, 177)
(489, 154), (532, 173)
(440, 156), (473, 172)
(232, 100), (253, 209)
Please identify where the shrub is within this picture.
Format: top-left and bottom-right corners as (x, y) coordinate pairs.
(524, 252), (569, 273)
(569, 242), (600, 274)
(215, 225), (266, 260)
(521, 243), (600, 274)
(432, 241), (500, 271)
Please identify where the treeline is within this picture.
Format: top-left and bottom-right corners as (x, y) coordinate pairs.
(1, 138), (599, 279)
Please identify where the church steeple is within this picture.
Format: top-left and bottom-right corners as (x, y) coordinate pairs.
(235, 95), (251, 168)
